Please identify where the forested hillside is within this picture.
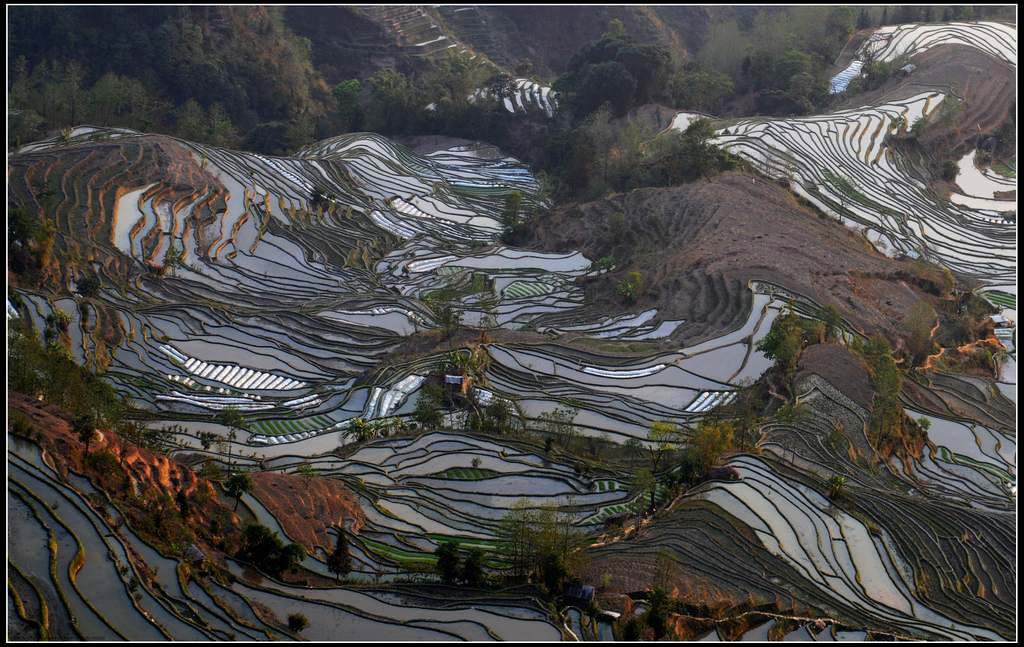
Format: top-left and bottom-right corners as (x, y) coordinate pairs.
(9, 5), (1013, 156)
(8, 5), (334, 153)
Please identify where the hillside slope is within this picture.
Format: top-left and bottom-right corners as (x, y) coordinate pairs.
(523, 171), (950, 348)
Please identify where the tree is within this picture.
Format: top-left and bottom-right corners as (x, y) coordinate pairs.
(756, 306), (805, 393)
(617, 271), (645, 304)
(296, 462), (316, 486)
(287, 613), (309, 633)
(856, 9), (871, 30)
(198, 431), (217, 452)
(435, 541), (461, 585)
(495, 500), (587, 586)
(573, 61), (637, 117)
(216, 406), (245, 469)
(366, 69), (421, 134)
(327, 528), (352, 581)
(540, 552), (568, 594)
(348, 417), (375, 443)
(819, 304), (844, 342)
(238, 523), (306, 577)
(425, 296), (462, 341)
(163, 242), (185, 276)
(631, 468), (656, 534)
(687, 420), (735, 476)
(73, 413), (98, 453)
(671, 65), (734, 113)
(206, 102), (239, 147)
(460, 548), (486, 587)
(413, 384), (445, 428)
(176, 489), (191, 518)
(501, 191), (523, 228)
(332, 79), (362, 132)
(224, 471), (252, 511)
(604, 18), (626, 40)
(75, 273), (101, 298)
(644, 422), (680, 503)
(826, 475), (847, 500)
(539, 406), (579, 449)
(175, 98), (208, 142)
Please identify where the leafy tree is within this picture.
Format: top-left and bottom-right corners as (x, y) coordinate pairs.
(332, 79), (362, 131)
(501, 191), (523, 227)
(224, 471), (252, 511)
(198, 430), (217, 451)
(206, 102), (239, 147)
(74, 273), (101, 298)
(558, 26), (671, 113)
(73, 413), (98, 453)
(215, 406), (245, 469)
(163, 242), (185, 275)
(617, 271), (645, 304)
(425, 50), (491, 114)
(671, 64), (735, 113)
(425, 296), (462, 341)
(573, 61), (637, 117)
(540, 552), (568, 594)
(435, 541), (461, 585)
(296, 462), (316, 486)
(756, 306), (805, 392)
(645, 421), (680, 483)
(819, 304), (844, 341)
(174, 98), (208, 142)
(348, 417), (374, 443)
(287, 613), (309, 633)
(857, 8), (872, 30)
(631, 468), (656, 534)
(604, 18), (626, 40)
(238, 523), (306, 577)
(327, 528), (352, 581)
(176, 489), (191, 518)
(641, 119), (736, 186)
(538, 406), (579, 448)
(495, 500), (587, 586)
(366, 68), (421, 134)
(687, 420), (735, 476)
(826, 475), (847, 500)
(9, 206), (40, 247)
(460, 548), (486, 588)
(413, 383), (445, 428)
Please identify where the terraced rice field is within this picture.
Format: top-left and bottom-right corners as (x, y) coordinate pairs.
(691, 22), (1018, 304)
(707, 93), (1015, 286)
(7, 432), (560, 640)
(11, 125), (799, 453)
(861, 21), (1016, 68)
(469, 78), (558, 118)
(7, 19), (1017, 640)
(9, 122), (809, 639)
(589, 364), (1015, 640)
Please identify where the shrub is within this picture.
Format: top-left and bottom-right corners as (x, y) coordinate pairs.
(287, 613), (309, 633)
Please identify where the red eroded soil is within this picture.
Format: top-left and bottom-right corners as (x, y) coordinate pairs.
(249, 471), (365, 554)
(10, 392), (215, 499)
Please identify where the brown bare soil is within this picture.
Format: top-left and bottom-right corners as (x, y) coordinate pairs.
(796, 343), (875, 411)
(250, 471), (364, 555)
(523, 171), (949, 347)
